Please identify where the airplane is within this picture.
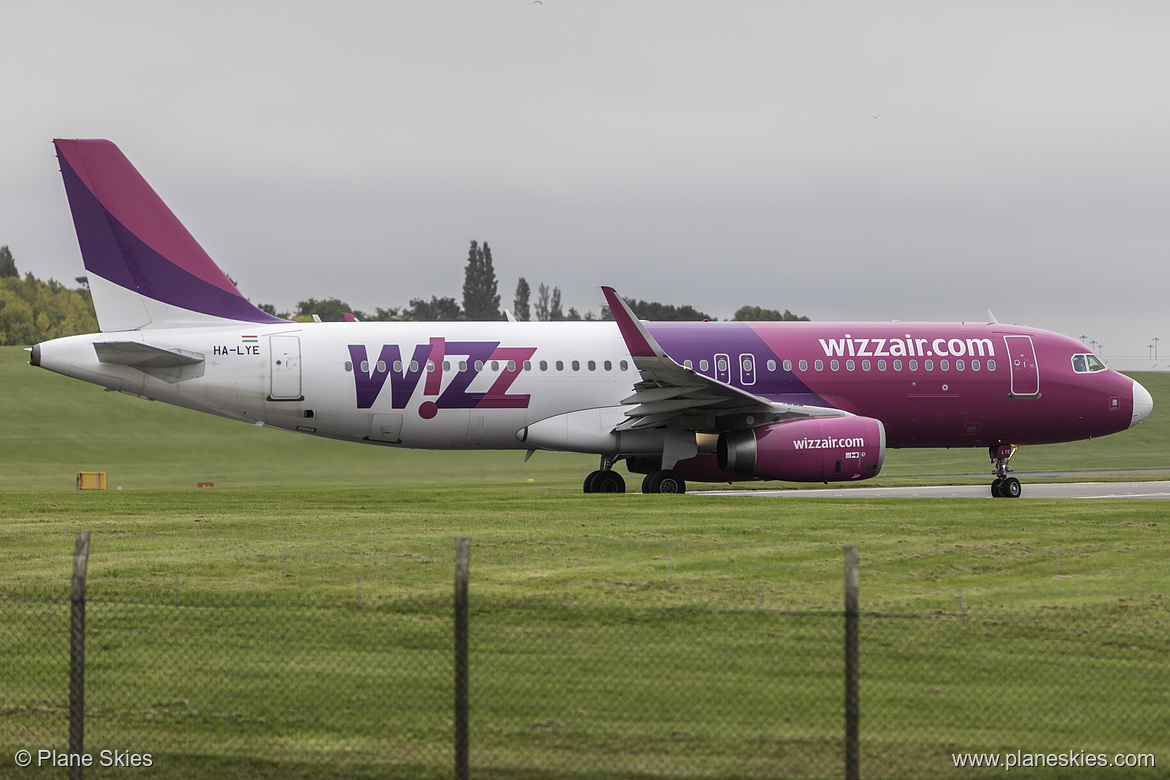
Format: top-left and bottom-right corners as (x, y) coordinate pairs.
(31, 139), (1153, 496)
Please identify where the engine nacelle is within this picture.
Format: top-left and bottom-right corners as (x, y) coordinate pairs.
(717, 416), (886, 482)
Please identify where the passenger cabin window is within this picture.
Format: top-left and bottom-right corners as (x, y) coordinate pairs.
(1072, 353), (1107, 373)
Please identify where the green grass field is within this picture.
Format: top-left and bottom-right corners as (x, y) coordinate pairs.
(2, 347), (1168, 778)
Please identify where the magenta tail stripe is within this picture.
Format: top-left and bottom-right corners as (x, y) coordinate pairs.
(54, 139), (284, 325)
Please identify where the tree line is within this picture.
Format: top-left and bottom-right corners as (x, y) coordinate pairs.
(272, 240), (810, 325)
(0, 246), (98, 345)
(0, 242), (807, 345)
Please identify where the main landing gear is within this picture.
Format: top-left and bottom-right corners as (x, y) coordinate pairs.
(582, 458), (687, 494)
(990, 444), (1021, 498)
(641, 469), (686, 494)
(583, 456), (626, 494)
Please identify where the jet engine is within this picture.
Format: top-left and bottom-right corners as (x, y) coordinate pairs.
(717, 416), (886, 482)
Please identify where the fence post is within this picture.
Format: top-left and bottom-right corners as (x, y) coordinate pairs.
(70, 532), (91, 780)
(454, 537), (470, 780)
(844, 545), (859, 780)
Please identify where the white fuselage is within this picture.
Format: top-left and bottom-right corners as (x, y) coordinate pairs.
(35, 321), (652, 454)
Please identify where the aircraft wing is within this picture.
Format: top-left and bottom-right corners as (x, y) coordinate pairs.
(602, 287), (849, 433)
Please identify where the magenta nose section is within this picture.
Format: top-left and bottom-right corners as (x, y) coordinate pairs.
(1130, 378), (1153, 428)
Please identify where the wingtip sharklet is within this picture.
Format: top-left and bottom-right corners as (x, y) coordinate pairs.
(601, 286), (660, 359)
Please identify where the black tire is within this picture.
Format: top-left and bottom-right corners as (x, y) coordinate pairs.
(1001, 476), (1022, 498)
(645, 469), (686, 494)
(991, 477), (1003, 497)
(593, 471), (626, 494)
(583, 470), (603, 493)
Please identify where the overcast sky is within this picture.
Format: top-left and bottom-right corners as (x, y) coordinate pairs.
(4, 1), (1167, 358)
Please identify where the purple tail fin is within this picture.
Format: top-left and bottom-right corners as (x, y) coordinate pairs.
(54, 139), (285, 331)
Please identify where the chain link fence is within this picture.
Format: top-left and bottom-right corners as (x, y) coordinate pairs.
(2, 536), (1165, 779)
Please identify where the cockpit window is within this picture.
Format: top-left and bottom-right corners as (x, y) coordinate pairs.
(1072, 353), (1107, 373)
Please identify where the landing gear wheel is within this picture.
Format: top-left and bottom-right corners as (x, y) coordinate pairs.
(990, 444), (1021, 498)
(584, 470), (625, 493)
(593, 471), (626, 494)
(643, 469), (686, 494)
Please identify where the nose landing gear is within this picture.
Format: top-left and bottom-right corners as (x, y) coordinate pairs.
(990, 444), (1021, 498)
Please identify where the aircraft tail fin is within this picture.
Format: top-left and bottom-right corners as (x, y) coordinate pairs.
(54, 139), (286, 331)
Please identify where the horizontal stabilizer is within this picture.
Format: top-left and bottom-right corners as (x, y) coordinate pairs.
(94, 341), (205, 368)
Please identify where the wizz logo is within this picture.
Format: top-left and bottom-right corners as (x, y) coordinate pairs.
(348, 338), (536, 418)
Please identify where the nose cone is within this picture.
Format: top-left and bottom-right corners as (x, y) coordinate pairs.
(1131, 378), (1153, 428)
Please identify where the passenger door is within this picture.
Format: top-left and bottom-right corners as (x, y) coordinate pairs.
(269, 335), (304, 401)
(1003, 335), (1039, 397)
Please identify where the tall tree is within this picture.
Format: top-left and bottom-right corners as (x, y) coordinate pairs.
(461, 240), (501, 321)
(549, 287), (565, 321)
(0, 246), (17, 279)
(534, 283), (551, 322)
(513, 277), (531, 321)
